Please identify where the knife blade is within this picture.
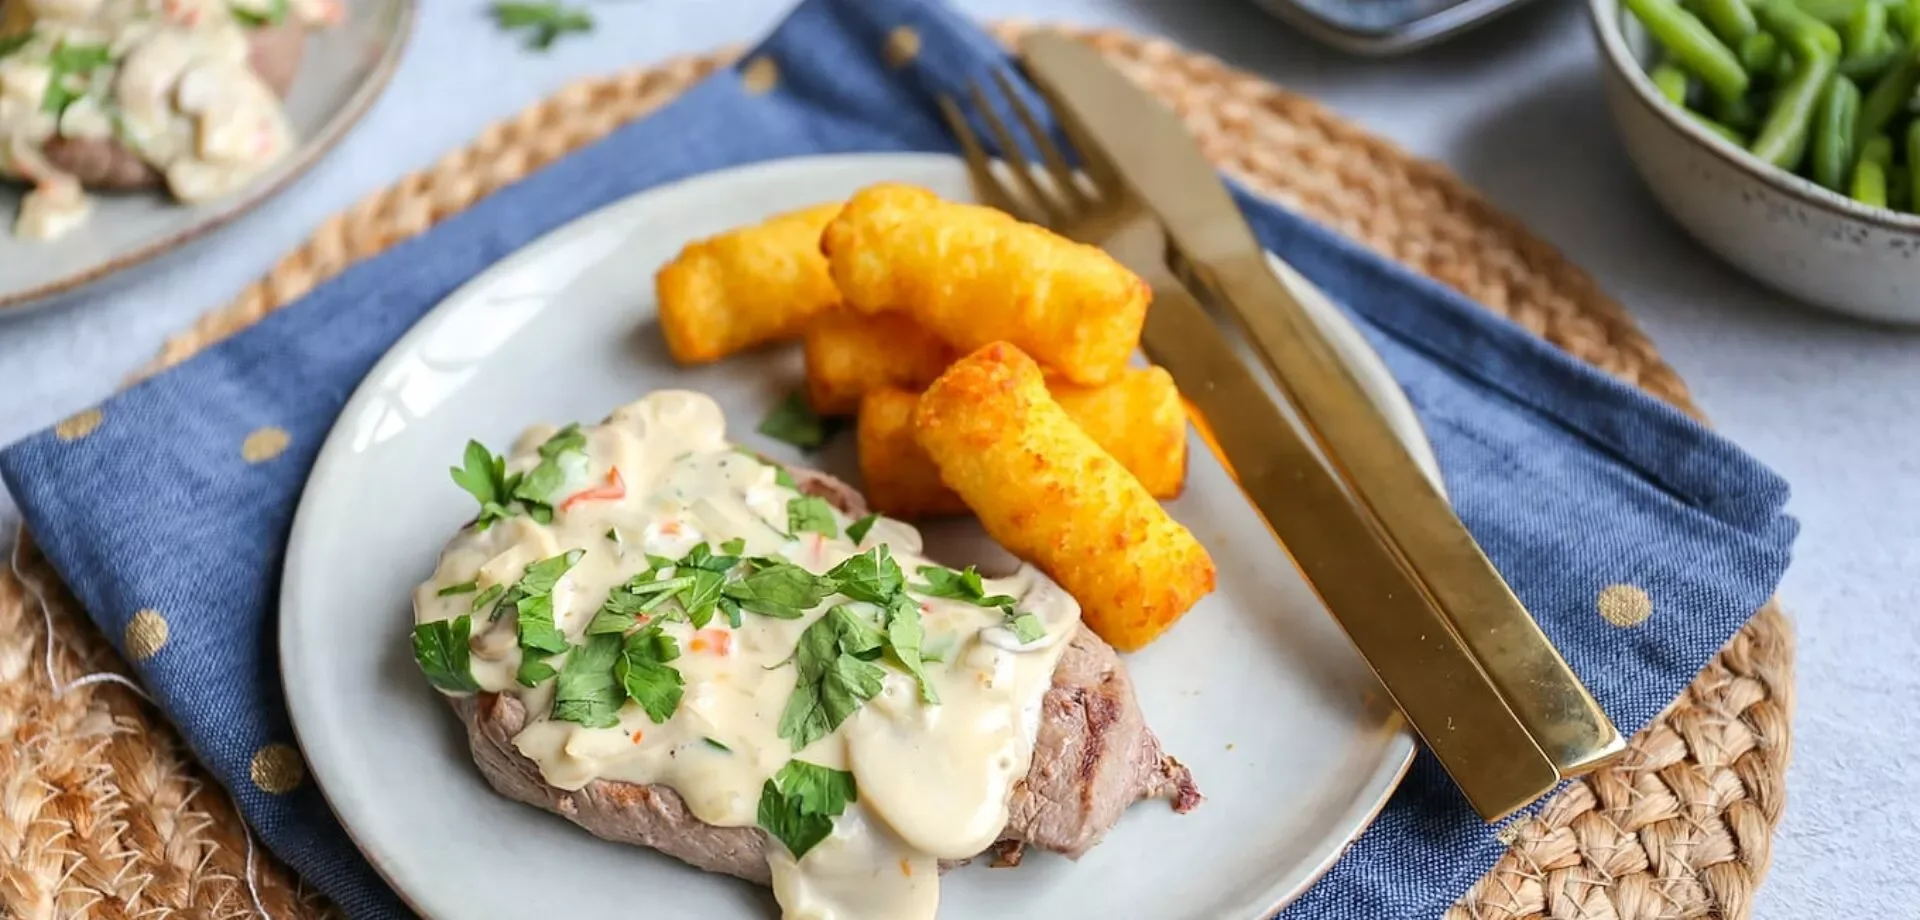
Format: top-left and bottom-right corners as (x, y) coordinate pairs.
(1020, 33), (1625, 798)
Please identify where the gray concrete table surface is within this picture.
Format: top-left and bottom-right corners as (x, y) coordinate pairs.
(0, 0), (1904, 913)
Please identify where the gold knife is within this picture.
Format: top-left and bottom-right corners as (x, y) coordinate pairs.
(1020, 34), (1626, 809)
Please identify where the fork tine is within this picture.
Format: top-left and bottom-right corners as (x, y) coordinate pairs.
(967, 79), (1070, 225)
(937, 94), (1031, 222)
(992, 69), (1092, 212)
(1018, 69), (1129, 203)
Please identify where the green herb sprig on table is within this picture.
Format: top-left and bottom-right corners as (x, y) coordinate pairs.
(489, 2), (594, 51)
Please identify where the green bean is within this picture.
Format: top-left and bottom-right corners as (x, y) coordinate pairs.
(1846, 0), (1890, 57)
(1759, 0), (1846, 55)
(1751, 50), (1840, 169)
(1700, 0), (1762, 45)
(1905, 0), (1920, 38)
(1741, 31), (1784, 71)
(1851, 134), (1893, 203)
(1797, 0), (1868, 26)
(1688, 108), (1753, 142)
(1838, 44), (1903, 77)
(1907, 120), (1920, 207)
(1627, 0), (1753, 100)
(1711, 90), (1765, 128)
(1651, 60), (1696, 103)
(1812, 73), (1862, 188)
(1855, 46), (1920, 144)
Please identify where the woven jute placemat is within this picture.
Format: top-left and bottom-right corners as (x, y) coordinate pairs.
(0, 23), (1792, 920)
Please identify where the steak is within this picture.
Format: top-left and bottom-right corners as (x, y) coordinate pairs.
(450, 467), (1200, 885)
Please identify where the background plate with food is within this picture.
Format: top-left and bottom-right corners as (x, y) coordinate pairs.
(0, 0), (414, 313)
(281, 152), (1423, 919)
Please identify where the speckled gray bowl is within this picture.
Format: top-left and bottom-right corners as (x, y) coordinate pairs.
(1590, 0), (1920, 322)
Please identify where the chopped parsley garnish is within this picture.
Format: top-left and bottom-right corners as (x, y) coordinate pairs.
(489, 1), (594, 50)
(724, 558), (838, 620)
(885, 596), (938, 704)
(606, 527), (622, 546)
(411, 615), (480, 693)
(512, 424), (587, 520)
(485, 550), (584, 686)
(437, 580), (478, 597)
(471, 583), (505, 612)
(775, 466), (798, 490)
(826, 546), (904, 604)
(720, 537), (747, 556)
(757, 391), (832, 449)
(845, 514), (879, 545)
(787, 496), (839, 538)
(550, 634), (624, 728)
(449, 441), (520, 530)
(231, 0), (291, 27)
(704, 737), (732, 753)
(777, 606), (886, 750)
(757, 761), (857, 859)
(912, 564), (1045, 644)
(616, 624), (685, 723)
(41, 41), (111, 117)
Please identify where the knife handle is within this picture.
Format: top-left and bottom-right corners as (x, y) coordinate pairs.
(1203, 253), (1626, 778)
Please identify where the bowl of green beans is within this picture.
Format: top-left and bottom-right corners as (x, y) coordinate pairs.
(1592, 0), (1920, 321)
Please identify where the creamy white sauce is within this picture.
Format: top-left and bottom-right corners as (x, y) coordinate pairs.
(0, 0), (336, 239)
(413, 391), (1082, 920)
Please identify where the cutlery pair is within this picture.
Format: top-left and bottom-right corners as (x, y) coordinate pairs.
(936, 35), (1625, 822)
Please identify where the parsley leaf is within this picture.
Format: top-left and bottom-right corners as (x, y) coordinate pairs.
(584, 608), (635, 636)
(508, 550), (584, 658)
(516, 658), (558, 685)
(845, 514), (880, 545)
(775, 466), (798, 490)
(437, 580), (478, 597)
(704, 737), (732, 753)
(826, 546), (904, 605)
(680, 542), (739, 573)
(41, 42), (111, 116)
(489, 1), (594, 51)
(472, 583), (505, 613)
(512, 423), (587, 514)
(449, 440), (518, 530)
(680, 569), (726, 628)
(616, 624), (685, 723)
(778, 607), (886, 750)
(551, 634), (623, 728)
(911, 564), (1016, 608)
(411, 616), (480, 693)
(230, 0), (291, 27)
(1007, 611), (1046, 644)
(757, 761), (857, 860)
(787, 496), (839, 538)
(758, 390), (833, 449)
(725, 559), (837, 619)
(885, 597), (938, 704)
(720, 537), (747, 556)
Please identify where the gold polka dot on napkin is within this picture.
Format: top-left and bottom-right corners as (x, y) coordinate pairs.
(55, 408), (103, 442)
(241, 426), (291, 464)
(125, 608), (170, 661)
(741, 55), (779, 94)
(250, 743), (306, 794)
(1597, 583), (1653, 627)
(884, 26), (921, 67)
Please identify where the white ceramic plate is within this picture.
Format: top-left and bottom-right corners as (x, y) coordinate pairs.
(0, 0), (414, 314)
(282, 153), (1426, 920)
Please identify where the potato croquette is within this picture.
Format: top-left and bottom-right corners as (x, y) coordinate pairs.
(655, 202), (845, 364)
(820, 183), (1150, 385)
(913, 343), (1216, 651)
(858, 387), (972, 518)
(804, 312), (957, 415)
(858, 369), (1188, 518)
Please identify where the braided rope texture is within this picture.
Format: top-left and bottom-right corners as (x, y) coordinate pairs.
(0, 25), (1791, 920)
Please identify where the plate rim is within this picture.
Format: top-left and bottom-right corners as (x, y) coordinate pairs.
(281, 151), (1422, 919)
(0, 0), (419, 314)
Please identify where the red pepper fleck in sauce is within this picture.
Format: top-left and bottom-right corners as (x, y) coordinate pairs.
(630, 730), (645, 744)
(689, 630), (733, 656)
(560, 466), (627, 512)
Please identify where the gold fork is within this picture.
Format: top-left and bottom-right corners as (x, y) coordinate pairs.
(937, 73), (1596, 821)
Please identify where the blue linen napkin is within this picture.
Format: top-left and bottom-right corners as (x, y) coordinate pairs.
(0, 0), (1797, 916)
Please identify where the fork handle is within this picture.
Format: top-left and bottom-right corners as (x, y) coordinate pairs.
(1202, 252), (1625, 777)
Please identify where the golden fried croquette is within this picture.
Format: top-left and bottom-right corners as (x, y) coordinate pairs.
(655, 202), (844, 364)
(804, 312), (957, 415)
(819, 183), (1149, 385)
(858, 368), (1189, 518)
(912, 343), (1215, 651)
